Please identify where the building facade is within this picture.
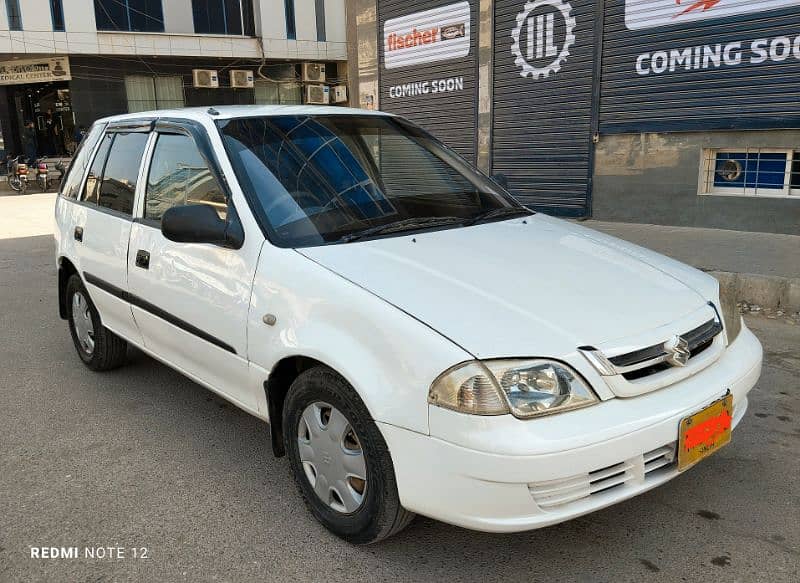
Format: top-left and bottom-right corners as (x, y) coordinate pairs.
(0, 0), (347, 158)
(347, 0), (800, 234)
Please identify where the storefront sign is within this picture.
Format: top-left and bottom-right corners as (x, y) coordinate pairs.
(635, 33), (800, 75)
(625, 0), (800, 31)
(384, 2), (471, 69)
(511, 0), (576, 80)
(0, 57), (71, 85)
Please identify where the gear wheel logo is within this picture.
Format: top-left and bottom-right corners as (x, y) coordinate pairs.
(511, 0), (576, 80)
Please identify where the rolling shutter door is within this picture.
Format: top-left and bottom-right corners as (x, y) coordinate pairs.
(601, 2), (800, 133)
(378, 0), (479, 163)
(492, 0), (595, 216)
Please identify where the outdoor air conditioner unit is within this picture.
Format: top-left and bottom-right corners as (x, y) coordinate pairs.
(192, 69), (219, 88)
(331, 84), (348, 104)
(230, 69), (254, 88)
(301, 62), (326, 83)
(305, 84), (330, 105)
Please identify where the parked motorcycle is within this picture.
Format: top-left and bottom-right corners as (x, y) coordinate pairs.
(7, 156), (29, 194)
(35, 159), (49, 192)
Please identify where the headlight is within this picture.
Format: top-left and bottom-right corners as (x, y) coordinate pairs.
(718, 289), (742, 344)
(429, 359), (598, 419)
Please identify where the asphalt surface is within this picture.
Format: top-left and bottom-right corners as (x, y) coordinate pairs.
(1, 201), (799, 582)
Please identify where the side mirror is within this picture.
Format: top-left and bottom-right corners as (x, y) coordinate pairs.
(491, 173), (509, 190)
(161, 204), (244, 249)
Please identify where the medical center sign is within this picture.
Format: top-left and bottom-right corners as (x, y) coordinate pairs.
(384, 2), (470, 99)
(628, 0), (800, 76)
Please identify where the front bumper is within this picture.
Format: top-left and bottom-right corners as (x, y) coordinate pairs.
(380, 323), (762, 533)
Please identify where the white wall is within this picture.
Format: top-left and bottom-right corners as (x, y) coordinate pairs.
(0, 0), (347, 60)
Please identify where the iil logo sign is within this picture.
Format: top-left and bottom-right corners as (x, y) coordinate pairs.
(512, 0), (576, 79)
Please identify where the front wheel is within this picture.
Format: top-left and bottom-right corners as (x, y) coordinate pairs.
(8, 176), (21, 192)
(283, 366), (414, 544)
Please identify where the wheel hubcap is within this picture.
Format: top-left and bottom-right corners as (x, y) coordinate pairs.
(297, 402), (367, 514)
(71, 291), (95, 355)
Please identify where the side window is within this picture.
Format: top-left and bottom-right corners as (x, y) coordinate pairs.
(98, 132), (149, 215)
(61, 123), (105, 199)
(83, 133), (113, 205)
(145, 133), (227, 222)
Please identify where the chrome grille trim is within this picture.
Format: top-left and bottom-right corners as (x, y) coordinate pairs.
(579, 315), (723, 379)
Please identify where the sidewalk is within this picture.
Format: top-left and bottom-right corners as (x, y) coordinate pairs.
(583, 220), (800, 314)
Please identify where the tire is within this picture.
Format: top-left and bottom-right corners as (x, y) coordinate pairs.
(8, 177), (20, 192)
(283, 366), (415, 544)
(65, 274), (127, 371)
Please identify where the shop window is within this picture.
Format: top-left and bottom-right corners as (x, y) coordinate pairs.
(285, 0), (296, 40)
(50, 0), (65, 31)
(700, 149), (799, 198)
(5, 0), (22, 30)
(125, 76), (184, 113)
(192, 0), (255, 36)
(254, 80), (302, 105)
(145, 133), (227, 222)
(94, 0), (164, 33)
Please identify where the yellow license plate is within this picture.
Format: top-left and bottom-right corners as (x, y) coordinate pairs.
(678, 393), (733, 471)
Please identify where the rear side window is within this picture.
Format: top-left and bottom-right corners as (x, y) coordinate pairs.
(98, 132), (149, 215)
(83, 134), (113, 205)
(144, 133), (227, 222)
(61, 123), (105, 199)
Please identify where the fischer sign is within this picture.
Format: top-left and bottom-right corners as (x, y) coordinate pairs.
(625, 0), (800, 31)
(383, 2), (470, 69)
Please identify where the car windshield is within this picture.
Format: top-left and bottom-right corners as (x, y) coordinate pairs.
(217, 114), (528, 247)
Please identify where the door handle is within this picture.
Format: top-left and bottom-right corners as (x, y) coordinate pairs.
(74, 226), (83, 242)
(135, 249), (150, 270)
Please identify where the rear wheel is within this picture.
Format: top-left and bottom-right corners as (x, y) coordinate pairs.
(283, 366), (414, 544)
(65, 275), (127, 371)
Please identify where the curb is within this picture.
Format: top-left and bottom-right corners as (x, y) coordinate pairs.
(709, 270), (800, 314)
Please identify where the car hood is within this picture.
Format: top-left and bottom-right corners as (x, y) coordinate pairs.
(297, 214), (714, 359)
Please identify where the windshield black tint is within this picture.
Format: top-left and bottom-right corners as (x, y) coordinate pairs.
(218, 115), (524, 247)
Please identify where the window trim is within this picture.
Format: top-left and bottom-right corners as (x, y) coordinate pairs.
(698, 147), (798, 199)
(190, 0), (252, 36)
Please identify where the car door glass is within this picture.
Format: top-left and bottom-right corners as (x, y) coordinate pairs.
(99, 132), (149, 215)
(82, 133), (113, 205)
(145, 133), (227, 222)
(62, 123), (105, 199)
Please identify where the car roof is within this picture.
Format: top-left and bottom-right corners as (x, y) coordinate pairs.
(95, 105), (393, 125)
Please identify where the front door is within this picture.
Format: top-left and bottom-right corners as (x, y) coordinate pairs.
(126, 126), (257, 410)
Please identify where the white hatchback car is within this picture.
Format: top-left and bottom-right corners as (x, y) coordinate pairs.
(55, 106), (762, 544)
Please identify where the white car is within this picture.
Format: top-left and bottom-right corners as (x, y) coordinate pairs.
(54, 106), (762, 544)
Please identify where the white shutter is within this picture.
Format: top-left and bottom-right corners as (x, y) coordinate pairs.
(154, 76), (185, 109)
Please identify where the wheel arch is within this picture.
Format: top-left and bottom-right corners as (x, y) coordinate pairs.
(58, 256), (79, 319)
(264, 355), (331, 457)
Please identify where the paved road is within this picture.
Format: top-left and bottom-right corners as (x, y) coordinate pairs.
(1, 200), (798, 582)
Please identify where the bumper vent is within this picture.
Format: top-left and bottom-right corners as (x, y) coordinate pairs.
(529, 443), (677, 510)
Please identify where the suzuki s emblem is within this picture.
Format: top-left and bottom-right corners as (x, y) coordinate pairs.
(665, 336), (691, 367)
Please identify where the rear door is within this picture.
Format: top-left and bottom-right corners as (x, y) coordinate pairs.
(76, 122), (152, 344)
(126, 120), (259, 410)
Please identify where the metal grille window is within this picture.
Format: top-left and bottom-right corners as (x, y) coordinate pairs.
(254, 81), (302, 105)
(700, 149), (800, 198)
(5, 0), (22, 30)
(125, 76), (184, 113)
(93, 0), (164, 32)
(50, 0), (64, 31)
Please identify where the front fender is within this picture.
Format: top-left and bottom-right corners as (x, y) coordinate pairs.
(248, 245), (471, 435)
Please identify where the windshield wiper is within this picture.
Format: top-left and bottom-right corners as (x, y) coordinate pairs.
(339, 216), (465, 243)
(463, 206), (531, 226)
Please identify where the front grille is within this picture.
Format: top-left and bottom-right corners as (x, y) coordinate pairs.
(606, 317), (723, 381)
(529, 443), (677, 510)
